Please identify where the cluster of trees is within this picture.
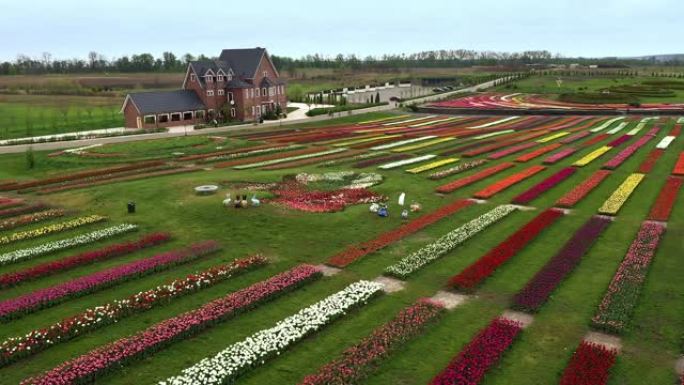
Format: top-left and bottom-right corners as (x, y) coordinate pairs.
(3, 49), (684, 76)
(0, 51), (207, 75)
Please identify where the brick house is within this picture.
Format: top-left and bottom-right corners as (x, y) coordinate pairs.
(121, 47), (287, 129)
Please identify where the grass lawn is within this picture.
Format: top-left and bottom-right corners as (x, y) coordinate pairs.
(0, 94), (124, 140)
(494, 75), (684, 104)
(0, 112), (681, 385)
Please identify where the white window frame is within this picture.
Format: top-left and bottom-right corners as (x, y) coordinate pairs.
(262, 88), (267, 96)
(218, 89), (225, 96)
(251, 106), (255, 115)
(170, 112), (182, 122)
(230, 108), (236, 117)
(250, 88), (254, 98)
(207, 90), (214, 97)
(183, 111), (193, 120)
(228, 92), (234, 101)
(205, 75), (213, 83)
(158, 113), (170, 123)
(256, 88), (260, 97)
(263, 71), (268, 77)
(143, 115), (156, 124)
(217, 75), (224, 82)
(190, 74), (196, 82)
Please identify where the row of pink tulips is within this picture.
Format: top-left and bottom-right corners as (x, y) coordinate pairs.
(0, 255), (267, 367)
(0, 241), (220, 321)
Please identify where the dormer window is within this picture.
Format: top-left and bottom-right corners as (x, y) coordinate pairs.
(206, 76), (213, 83)
(227, 75), (232, 81)
(217, 75), (224, 82)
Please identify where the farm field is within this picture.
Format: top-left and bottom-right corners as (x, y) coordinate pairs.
(0, 111), (682, 385)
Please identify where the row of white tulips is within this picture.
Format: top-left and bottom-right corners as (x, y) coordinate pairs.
(0, 224), (138, 265)
(233, 148), (347, 169)
(294, 171), (383, 189)
(370, 136), (437, 150)
(159, 280), (383, 385)
(656, 136), (676, 149)
(607, 122), (628, 135)
(378, 154), (436, 170)
(385, 205), (518, 278)
(589, 117), (625, 133)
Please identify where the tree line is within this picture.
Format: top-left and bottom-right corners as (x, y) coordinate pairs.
(1, 49), (682, 76)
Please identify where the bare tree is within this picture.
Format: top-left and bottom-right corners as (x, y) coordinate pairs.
(88, 51), (98, 70)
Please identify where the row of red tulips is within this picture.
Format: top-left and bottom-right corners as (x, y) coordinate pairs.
(0, 203), (49, 219)
(0, 232), (171, 288)
(515, 143), (562, 162)
(0, 255), (267, 367)
(512, 215), (612, 312)
(473, 165), (546, 199)
(673, 152), (684, 175)
(448, 209), (564, 291)
(0, 198), (23, 208)
(580, 133), (610, 147)
(591, 221), (666, 334)
(436, 163), (514, 193)
(0, 161), (164, 191)
(327, 199), (474, 267)
(638, 149), (665, 173)
(428, 317), (523, 385)
(512, 167), (577, 205)
(488, 142), (538, 160)
(21, 264), (321, 385)
(648, 176), (683, 222)
(556, 170), (612, 208)
(558, 341), (618, 385)
(0, 241), (220, 321)
(299, 299), (445, 385)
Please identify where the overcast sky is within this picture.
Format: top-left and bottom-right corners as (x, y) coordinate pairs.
(1, 0), (681, 61)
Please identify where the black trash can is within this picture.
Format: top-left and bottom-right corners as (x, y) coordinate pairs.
(127, 202), (136, 214)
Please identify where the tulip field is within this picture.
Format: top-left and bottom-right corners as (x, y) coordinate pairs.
(0, 111), (683, 385)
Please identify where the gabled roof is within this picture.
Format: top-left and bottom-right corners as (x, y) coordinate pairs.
(188, 60), (234, 87)
(124, 90), (206, 114)
(260, 77), (276, 87)
(218, 48), (267, 78)
(226, 78), (252, 89)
